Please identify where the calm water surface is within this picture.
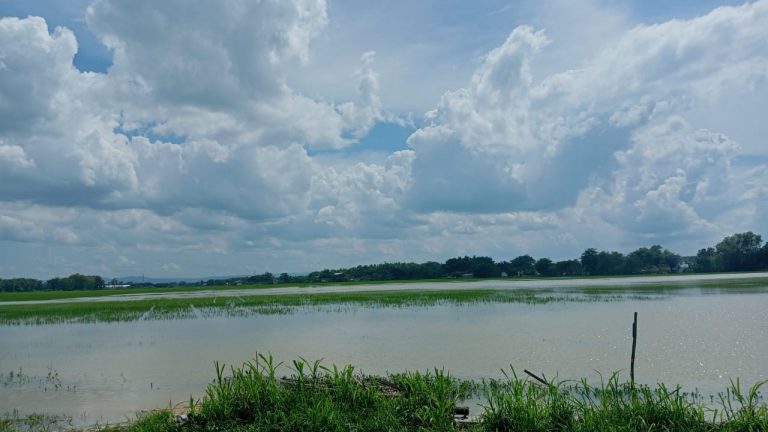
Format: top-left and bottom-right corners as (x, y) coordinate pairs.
(1, 288), (766, 426)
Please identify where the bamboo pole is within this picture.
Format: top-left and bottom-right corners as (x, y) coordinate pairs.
(630, 312), (638, 386)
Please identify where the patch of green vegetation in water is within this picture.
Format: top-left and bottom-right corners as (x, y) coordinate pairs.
(1, 367), (73, 393)
(0, 289), (655, 326)
(0, 411), (74, 432)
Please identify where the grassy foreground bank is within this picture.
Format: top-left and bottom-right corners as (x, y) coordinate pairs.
(5, 358), (763, 432)
(5, 356), (760, 432)
(115, 362), (768, 432)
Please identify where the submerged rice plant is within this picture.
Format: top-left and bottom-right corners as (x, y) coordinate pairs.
(0, 411), (74, 432)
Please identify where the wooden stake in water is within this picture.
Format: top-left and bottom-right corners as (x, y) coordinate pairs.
(524, 369), (549, 386)
(630, 312), (638, 386)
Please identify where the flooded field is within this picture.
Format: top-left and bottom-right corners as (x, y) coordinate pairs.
(1, 278), (767, 427)
(3, 272), (766, 306)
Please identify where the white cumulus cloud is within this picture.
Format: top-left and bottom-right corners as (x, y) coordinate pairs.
(1, 0), (767, 277)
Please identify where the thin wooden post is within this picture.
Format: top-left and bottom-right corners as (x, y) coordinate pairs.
(630, 312), (637, 386)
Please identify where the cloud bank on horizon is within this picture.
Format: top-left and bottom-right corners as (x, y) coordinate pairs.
(1, 0), (767, 278)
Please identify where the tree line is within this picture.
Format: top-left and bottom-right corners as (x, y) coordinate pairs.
(0, 273), (104, 293)
(302, 232), (767, 282)
(2, 232), (767, 292)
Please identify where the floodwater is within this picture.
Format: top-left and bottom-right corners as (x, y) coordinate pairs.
(1, 282), (767, 427)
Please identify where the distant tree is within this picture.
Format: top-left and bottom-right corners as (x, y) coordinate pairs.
(694, 247), (717, 272)
(443, 256), (473, 276)
(626, 245), (680, 273)
(535, 258), (555, 276)
(314, 269), (335, 282)
(442, 256), (499, 278)
(761, 243), (768, 270)
(596, 251), (627, 275)
(278, 273), (291, 283)
(715, 232), (764, 271)
(581, 248), (599, 275)
(554, 260), (583, 276)
(421, 261), (444, 278)
(0, 278), (44, 292)
(580, 250), (627, 276)
(45, 274), (104, 291)
(472, 257), (500, 278)
(509, 255), (536, 276)
(247, 272), (275, 283)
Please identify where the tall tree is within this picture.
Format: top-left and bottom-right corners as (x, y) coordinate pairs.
(581, 248), (599, 275)
(554, 260), (583, 276)
(535, 258), (555, 276)
(626, 245), (680, 273)
(715, 232), (764, 271)
(509, 255), (536, 276)
(694, 247), (717, 272)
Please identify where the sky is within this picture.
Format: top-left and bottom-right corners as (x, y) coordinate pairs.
(1, 0), (767, 279)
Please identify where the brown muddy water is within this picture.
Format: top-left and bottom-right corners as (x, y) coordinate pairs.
(1, 283), (767, 427)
